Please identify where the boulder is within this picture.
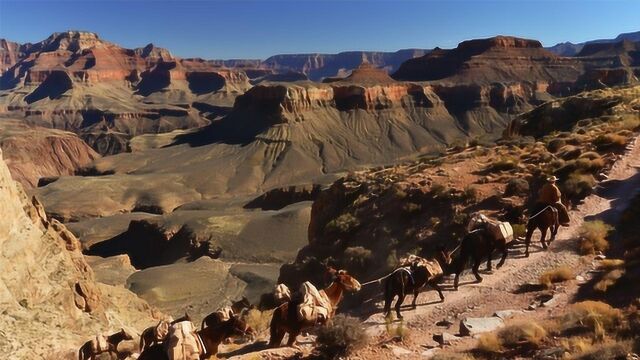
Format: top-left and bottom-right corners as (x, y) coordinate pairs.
(459, 317), (504, 337)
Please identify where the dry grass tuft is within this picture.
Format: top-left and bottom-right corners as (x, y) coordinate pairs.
(244, 309), (273, 335)
(593, 133), (628, 150)
(476, 321), (547, 354)
(596, 259), (624, 270)
(577, 221), (612, 255)
(316, 315), (368, 359)
(540, 266), (574, 289)
(593, 269), (624, 293)
(563, 301), (622, 340)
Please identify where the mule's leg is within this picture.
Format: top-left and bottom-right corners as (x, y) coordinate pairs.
(453, 256), (466, 290)
(286, 328), (301, 348)
(540, 228), (548, 250)
(395, 293), (406, 320)
(411, 288), (419, 309)
(524, 226), (535, 257)
(472, 258), (483, 283)
(497, 244), (508, 269)
(383, 294), (393, 317)
(430, 281), (445, 302)
(485, 244), (495, 272)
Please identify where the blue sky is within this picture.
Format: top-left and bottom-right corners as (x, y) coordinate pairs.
(0, 0), (638, 59)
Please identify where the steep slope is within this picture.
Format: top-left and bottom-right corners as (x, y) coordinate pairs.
(0, 31), (252, 155)
(0, 148), (156, 359)
(0, 119), (99, 188)
(278, 86), (640, 293)
(34, 64), (524, 222)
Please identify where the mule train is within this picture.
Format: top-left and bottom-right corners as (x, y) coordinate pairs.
(79, 202), (563, 358)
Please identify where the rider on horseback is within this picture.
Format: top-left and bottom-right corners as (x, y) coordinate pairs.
(537, 176), (570, 226)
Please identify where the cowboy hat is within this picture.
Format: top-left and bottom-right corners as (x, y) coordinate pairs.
(547, 175), (558, 182)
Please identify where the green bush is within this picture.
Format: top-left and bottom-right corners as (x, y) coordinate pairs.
(562, 173), (597, 200)
(578, 220), (612, 255)
(343, 246), (373, 270)
(547, 138), (566, 153)
(504, 178), (529, 197)
(486, 157), (518, 173)
(325, 213), (360, 234)
(594, 134), (628, 151)
(317, 315), (368, 359)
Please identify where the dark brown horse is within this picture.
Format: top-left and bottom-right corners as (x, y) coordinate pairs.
(383, 250), (452, 320)
(197, 316), (254, 357)
(201, 297), (252, 330)
(140, 313), (192, 352)
(524, 205), (559, 257)
(268, 269), (361, 348)
(78, 329), (134, 360)
(452, 221), (510, 290)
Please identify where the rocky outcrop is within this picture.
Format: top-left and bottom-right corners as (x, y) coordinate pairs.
(393, 36), (583, 86)
(0, 31), (252, 155)
(0, 148), (156, 358)
(0, 120), (100, 188)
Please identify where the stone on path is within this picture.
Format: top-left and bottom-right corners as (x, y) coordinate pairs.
(459, 316), (504, 336)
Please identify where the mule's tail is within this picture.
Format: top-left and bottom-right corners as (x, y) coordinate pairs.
(201, 317), (206, 331)
(139, 331), (146, 352)
(78, 345), (84, 360)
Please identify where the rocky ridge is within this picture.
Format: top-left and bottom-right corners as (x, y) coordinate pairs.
(0, 148), (157, 359)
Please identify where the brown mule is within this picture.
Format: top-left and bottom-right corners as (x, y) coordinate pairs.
(78, 329), (134, 360)
(524, 205), (559, 257)
(452, 224), (508, 290)
(383, 249), (452, 320)
(197, 316), (254, 357)
(268, 269), (361, 348)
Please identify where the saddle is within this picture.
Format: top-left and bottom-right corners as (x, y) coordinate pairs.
(398, 255), (443, 282)
(297, 281), (332, 323)
(90, 334), (109, 353)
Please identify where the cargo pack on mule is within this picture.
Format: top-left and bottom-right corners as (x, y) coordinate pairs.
(451, 213), (515, 290)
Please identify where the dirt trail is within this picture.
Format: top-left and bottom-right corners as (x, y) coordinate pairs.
(360, 135), (640, 358)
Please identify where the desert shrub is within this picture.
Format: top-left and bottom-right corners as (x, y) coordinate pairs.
(596, 259), (625, 270)
(618, 115), (640, 130)
(385, 317), (410, 340)
(570, 342), (632, 360)
(487, 157), (518, 173)
(477, 321), (546, 354)
(504, 178), (529, 197)
(462, 186), (478, 203)
(563, 301), (623, 339)
(558, 145), (582, 160)
(244, 309), (273, 335)
(562, 173), (597, 200)
(540, 266), (574, 289)
(578, 220), (612, 255)
(402, 202), (422, 214)
(547, 138), (567, 153)
(499, 321), (547, 348)
(343, 246), (373, 270)
(578, 152), (602, 161)
(353, 194), (369, 207)
(325, 213), (360, 234)
(593, 134), (628, 151)
(316, 315), (368, 358)
(477, 332), (502, 353)
(593, 269), (625, 293)
(431, 183), (451, 199)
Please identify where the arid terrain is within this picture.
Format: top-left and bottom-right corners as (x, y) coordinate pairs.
(1, 26), (639, 359)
